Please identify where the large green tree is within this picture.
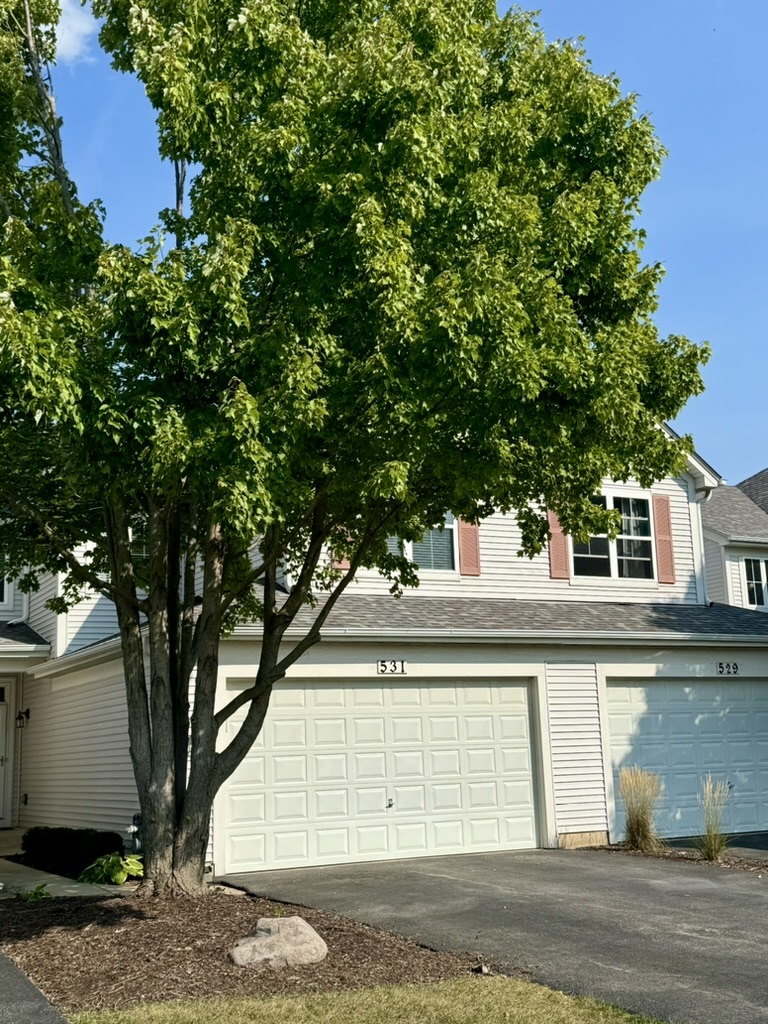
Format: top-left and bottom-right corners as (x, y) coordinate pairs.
(0, 0), (706, 894)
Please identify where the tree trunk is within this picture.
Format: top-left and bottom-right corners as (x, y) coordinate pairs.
(136, 787), (212, 897)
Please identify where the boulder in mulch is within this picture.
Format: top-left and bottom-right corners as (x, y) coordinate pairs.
(230, 915), (328, 969)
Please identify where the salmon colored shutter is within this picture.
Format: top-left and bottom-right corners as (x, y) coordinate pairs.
(547, 510), (570, 580)
(333, 556), (351, 570)
(652, 494), (676, 584)
(458, 519), (481, 576)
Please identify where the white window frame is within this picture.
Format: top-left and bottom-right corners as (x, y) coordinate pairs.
(571, 490), (657, 584)
(387, 514), (459, 574)
(743, 557), (768, 608)
(0, 575), (12, 615)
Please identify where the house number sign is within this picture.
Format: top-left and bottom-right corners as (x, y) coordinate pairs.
(716, 662), (740, 676)
(376, 659), (407, 675)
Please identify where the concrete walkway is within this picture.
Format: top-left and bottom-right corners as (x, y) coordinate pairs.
(224, 848), (768, 1024)
(0, 859), (123, 900)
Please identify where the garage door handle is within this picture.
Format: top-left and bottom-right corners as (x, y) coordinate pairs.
(386, 798), (394, 809)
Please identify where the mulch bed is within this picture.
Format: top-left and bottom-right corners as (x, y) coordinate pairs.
(595, 843), (768, 873)
(0, 890), (484, 1013)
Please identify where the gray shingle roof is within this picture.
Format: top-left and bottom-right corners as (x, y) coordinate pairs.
(700, 485), (768, 543)
(260, 594), (768, 643)
(0, 621), (49, 647)
(738, 468), (768, 516)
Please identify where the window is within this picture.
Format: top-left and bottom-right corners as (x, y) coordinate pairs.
(744, 558), (768, 606)
(387, 513), (456, 571)
(573, 495), (655, 580)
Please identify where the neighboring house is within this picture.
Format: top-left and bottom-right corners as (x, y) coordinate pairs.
(5, 449), (768, 874)
(701, 485), (768, 611)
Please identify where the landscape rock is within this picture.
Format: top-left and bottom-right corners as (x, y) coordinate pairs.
(230, 915), (328, 969)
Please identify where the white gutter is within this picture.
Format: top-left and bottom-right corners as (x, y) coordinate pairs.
(231, 626), (768, 648)
(6, 589), (30, 627)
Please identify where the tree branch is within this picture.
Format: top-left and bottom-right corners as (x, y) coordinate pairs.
(22, 0), (75, 220)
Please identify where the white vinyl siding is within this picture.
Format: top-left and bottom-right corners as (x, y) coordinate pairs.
(18, 668), (138, 834)
(546, 663), (608, 834)
(703, 537), (726, 604)
(64, 593), (120, 653)
(349, 476), (699, 604)
(26, 574), (59, 652)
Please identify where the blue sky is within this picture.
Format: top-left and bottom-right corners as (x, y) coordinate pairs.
(51, 1), (768, 484)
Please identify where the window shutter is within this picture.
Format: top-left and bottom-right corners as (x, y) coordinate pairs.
(652, 494), (676, 584)
(458, 519), (481, 576)
(333, 556), (351, 570)
(548, 511), (570, 580)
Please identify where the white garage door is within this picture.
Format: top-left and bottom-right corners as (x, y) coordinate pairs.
(217, 678), (538, 873)
(608, 680), (768, 839)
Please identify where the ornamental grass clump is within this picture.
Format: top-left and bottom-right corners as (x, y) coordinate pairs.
(693, 774), (730, 861)
(618, 765), (663, 853)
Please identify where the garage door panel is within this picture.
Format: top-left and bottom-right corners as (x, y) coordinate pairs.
(272, 755), (307, 783)
(466, 716), (494, 741)
(469, 818), (500, 844)
(314, 719), (346, 744)
(315, 753), (347, 780)
(428, 717), (460, 742)
(236, 755), (265, 784)
(504, 816), (536, 844)
(467, 781), (497, 808)
(430, 749), (461, 775)
(503, 780), (534, 806)
(700, 742), (728, 765)
(501, 748), (531, 773)
(391, 750), (424, 777)
(353, 718), (386, 744)
(315, 789), (348, 817)
(465, 686), (493, 706)
(355, 787), (387, 814)
(392, 718), (423, 743)
(668, 743), (697, 767)
(272, 792), (308, 821)
(316, 829), (349, 858)
(393, 785), (427, 812)
(354, 752), (388, 779)
(432, 821), (463, 847)
(500, 714), (529, 740)
(394, 823), (427, 851)
(220, 679), (539, 872)
(272, 720), (306, 746)
(432, 783), (462, 810)
(357, 826), (388, 854)
(466, 748), (496, 774)
(609, 680), (768, 840)
(229, 792), (265, 824)
(427, 687), (458, 706)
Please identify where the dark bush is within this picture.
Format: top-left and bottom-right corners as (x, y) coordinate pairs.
(21, 826), (124, 878)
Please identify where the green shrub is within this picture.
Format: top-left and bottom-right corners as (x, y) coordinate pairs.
(618, 765), (663, 853)
(21, 826), (124, 879)
(16, 883), (52, 903)
(78, 853), (143, 885)
(693, 774), (730, 861)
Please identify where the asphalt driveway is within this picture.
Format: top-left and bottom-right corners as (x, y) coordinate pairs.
(223, 849), (768, 1024)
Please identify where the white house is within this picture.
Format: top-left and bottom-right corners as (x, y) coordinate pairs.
(4, 448), (768, 875)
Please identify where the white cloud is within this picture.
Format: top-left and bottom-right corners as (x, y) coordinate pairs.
(56, 0), (99, 64)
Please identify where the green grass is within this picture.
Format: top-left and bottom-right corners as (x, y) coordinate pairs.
(71, 977), (664, 1024)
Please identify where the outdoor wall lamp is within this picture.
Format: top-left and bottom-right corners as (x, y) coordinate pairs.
(15, 708), (30, 729)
